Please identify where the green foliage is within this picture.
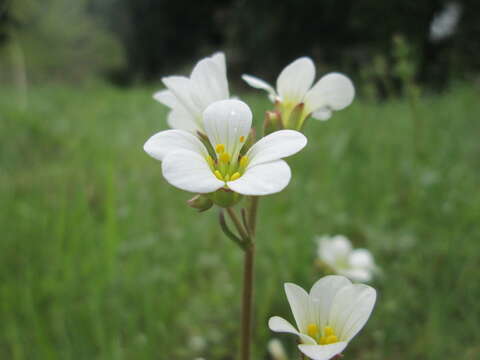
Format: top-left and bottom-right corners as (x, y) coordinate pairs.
(1, 84), (480, 359)
(0, 0), (123, 83)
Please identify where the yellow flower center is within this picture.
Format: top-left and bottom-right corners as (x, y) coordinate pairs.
(306, 324), (339, 345)
(207, 138), (249, 182)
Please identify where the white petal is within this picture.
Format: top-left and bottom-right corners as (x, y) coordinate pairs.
(349, 249), (375, 269)
(311, 108), (332, 121)
(190, 57), (229, 110)
(329, 236), (353, 259)
(153, 90), (177, 108)
(210, 52), (226, 75)
(276, 57), (315, 103)
(227, 160), (291, 196)
(317, 236), (352, 267)
(304, 73), (355, 114)
(298, 342), (348, 360)
(339, 268), (372, 283)
(246, 130), (307, 168)
(162, 150), (224, 193)
(329, 284), (377, 341)
(143, 129), (207, 161)
(268, 316), (316, 345)
(162, 76), (202, 120)
(284, 283), (310, 333)
(167, 109), (200, 133)
(309, 275), (352, 330)
(203, 99), (252, 155)
(241, 74), (277, 101)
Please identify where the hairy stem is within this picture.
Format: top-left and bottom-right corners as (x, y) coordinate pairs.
(248, 196), (259, 236)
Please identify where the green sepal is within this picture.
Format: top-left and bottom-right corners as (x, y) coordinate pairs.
(208, 188), (243, 208)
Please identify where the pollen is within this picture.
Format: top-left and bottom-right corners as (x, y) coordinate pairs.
(230, 172), (241, 181)
(307, 323), (319, 339)
(215, 144), (225, 154)
(239, 155), (249, 168)
(219, 152), (231, 163)
(239, 135), (245, 143)
(214, 170), (224, 181)
(324, 326), (334, 337)
(318, 326), (339, 345)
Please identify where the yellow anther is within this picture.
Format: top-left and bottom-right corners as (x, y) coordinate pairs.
(215, 144), (225, 154)
(324, 326), (334, 337)
(307, 323), (319, 339)
(239, 155), (249, 168)
(318, 326), (338, 345)
(219, 152), (231, 163)
(239, 135), (245, 143)
(206, 155), (215, 167)
(325, 335), (338, 344)
(214, 170), (224, 181)
(230, 172), (241, 181)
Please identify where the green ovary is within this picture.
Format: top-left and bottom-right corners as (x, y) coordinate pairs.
(207, 143), (249, 182)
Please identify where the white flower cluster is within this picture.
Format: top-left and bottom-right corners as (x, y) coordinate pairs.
(143, 52), (377, 360)
(144, 52), (354, 201)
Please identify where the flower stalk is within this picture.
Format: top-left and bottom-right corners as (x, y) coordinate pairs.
(219, 197), (260, 360)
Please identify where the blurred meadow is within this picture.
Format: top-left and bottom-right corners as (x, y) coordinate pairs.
(1, 1), (480, 359)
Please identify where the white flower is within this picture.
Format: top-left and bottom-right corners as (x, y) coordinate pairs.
(269, 276), (376, 360)
(154, 52), (229, 133)
(242, 57), (354, 127)
(267, 338), (288, 360)
(317, 235), (378, 283)
(144, 99), (307, 196)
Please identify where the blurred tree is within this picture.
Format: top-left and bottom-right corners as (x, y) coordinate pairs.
(0, 0), (123, 83)
(103, 0), (232, 83)
(2, 0), (479, 88)
(0, 0), (14, 45)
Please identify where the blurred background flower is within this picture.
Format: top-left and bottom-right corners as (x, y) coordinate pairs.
(316, 235), (379, 283)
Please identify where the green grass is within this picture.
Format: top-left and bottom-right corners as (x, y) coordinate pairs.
(1, 83), (479, 360)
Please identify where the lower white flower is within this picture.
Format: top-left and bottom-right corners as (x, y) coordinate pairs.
(317, 235), (378, 282)
(242, 57), (354, 127)
(144, 99), (307, 196)
(269, 275), (376, 360)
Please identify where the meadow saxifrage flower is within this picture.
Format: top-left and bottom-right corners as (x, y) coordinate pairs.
(144, 99), (307, 198)
(242, 57), (354, 129)
(153, 52), (229, 133)
(317, 235), (378, 283)
(269, 275), (376, 360)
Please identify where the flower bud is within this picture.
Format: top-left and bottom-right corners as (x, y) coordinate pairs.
(187, 194), (213, 212)
(264, 110), (283, 135)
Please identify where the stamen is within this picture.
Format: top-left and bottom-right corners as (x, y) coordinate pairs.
(214, 170), (224, 181)
(215, 144), (225, 154)
(318, 326), (339, 345)
(324, 326), (334, 337)
(239, 155), (249, 168)
(239, 135), (245, 143)
(219, 153), (231, 163)
(307, 323), (319, 339)
(230, 172), (241, 181)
